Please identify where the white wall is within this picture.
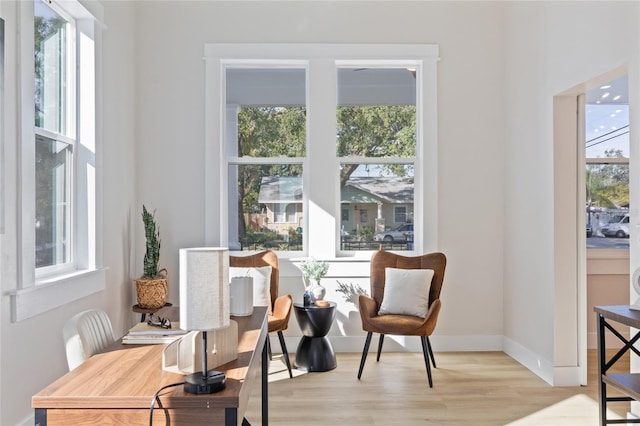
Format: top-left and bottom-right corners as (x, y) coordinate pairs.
(0, 1), (138, 424)
(503, 1), (639, 384)
(133, 0), (507, 352)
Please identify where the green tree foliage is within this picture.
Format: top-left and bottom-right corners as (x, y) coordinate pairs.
(235, 107), (306, 237)
(235, 105), (416, 240)
(34, 13), (66, 127)
(587, 149), (629, 210)
(337, 105), (415, 185)
(237, 107), (306, 158)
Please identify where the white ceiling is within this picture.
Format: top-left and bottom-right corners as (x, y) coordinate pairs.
(585, 74), (629, 157)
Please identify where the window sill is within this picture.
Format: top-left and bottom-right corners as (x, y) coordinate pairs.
(9, 268), (107, 322)
(586, 249), (629, 276)
(587, 248), (630, 261)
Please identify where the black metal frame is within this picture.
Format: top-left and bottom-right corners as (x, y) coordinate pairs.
(357, 332), (437, 387)
(597, 311), (640, 425)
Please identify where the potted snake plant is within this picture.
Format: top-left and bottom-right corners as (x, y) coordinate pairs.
(134, 205), (168, 309)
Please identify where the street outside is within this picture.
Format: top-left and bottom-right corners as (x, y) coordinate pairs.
(587, 236), (629, 249)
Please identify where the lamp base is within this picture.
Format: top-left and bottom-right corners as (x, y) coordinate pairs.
(183, 370), (226, 394)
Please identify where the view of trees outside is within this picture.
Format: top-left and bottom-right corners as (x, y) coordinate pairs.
(34, 0), (68, 133)
(337, 106), (416, 251)
(34, 0), (72, 268)
(233, 104), (416, 251)
(586, 150), (629, 210)
(35, 136), (70, 267)
(232, 107), (305, 250)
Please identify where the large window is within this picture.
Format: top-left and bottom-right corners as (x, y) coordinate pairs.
(11, 0), (103, 322)
(225, 67), (306, 252)
(206, 44), (438, 258)
(337, 67), (416, 251)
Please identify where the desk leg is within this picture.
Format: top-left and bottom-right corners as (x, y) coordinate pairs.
(35, 408), (47, 426)
(262, 339), (268, 426)
(597, 313), (606, 426)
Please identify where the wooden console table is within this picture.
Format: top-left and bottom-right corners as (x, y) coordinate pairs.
(33, 307), (269, 426)
(595, 305), (640, 425)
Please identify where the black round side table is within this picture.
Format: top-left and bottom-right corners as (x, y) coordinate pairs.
(294, 301), (337, 372)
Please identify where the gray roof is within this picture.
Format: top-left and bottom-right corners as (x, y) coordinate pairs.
(258, 176), (413, 204)
(258, 177), (303, 203)
(344, 176), (413, 204)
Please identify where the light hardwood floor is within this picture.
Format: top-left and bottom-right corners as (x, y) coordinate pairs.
(246, 349), (630, 425)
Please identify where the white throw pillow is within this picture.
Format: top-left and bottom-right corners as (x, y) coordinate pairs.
(229, 266), (272, 314)
(378, 267), (434, 318)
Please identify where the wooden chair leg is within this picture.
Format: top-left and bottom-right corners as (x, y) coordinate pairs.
(357, 332), (373, 379)
(277, 331), (293, 379)
(421, 336), (433, 388)
(376, 334), (385, 362)
(426, 336), (436, 368)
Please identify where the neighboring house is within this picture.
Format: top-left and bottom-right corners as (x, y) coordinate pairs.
(257, 176), (413, 238)
(257, 176), (304, 236)
(341, 176), (414, 234)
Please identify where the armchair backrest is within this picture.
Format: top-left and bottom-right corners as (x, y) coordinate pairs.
(229, 250), (279, 308)
(370, 250), (446, 308)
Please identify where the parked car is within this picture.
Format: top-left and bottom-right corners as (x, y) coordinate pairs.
(374, 223), (414, 242)
(600, 214), (630, 238)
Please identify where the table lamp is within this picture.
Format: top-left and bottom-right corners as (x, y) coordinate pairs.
(179, 247), (230, 394)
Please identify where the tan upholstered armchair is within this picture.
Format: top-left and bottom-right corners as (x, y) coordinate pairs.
(357, 249), (446, 387)
(229, 250), (293, 378)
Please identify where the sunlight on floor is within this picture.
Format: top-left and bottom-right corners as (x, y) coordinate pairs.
(267, 355), (308, 381)
(505, 394), (624, 426)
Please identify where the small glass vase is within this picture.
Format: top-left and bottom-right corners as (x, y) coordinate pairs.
(310, 279), (326, 302)
(302, 276), (313, 306)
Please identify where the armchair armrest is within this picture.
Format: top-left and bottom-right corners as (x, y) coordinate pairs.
(358, 294), (378, 320)
(272, 294), (293, 320)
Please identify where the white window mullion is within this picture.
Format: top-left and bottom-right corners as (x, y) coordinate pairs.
(307, 59), (338, 259)
(419, 57), (439, 253)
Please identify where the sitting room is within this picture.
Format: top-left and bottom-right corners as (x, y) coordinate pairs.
(0, 1), (638, 424)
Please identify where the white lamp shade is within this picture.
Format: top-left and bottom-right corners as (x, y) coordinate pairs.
(179, 248), (230, 331)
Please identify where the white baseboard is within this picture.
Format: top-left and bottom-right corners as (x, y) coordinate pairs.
(503, 336), (582, 386)
(278, 334), (503, 355)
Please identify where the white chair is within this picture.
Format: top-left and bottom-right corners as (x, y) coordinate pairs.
(63, 309), (116, 371)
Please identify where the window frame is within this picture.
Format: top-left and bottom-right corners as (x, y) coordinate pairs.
(33, 0), (76, 274)
(204, 44), (439, 260)
(10, 0), (104, 322)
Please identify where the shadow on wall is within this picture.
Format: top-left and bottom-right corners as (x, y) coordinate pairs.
(334, 280), (368, 336)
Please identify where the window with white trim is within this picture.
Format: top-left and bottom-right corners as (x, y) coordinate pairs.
(11, 0), (104, 322)
(205, 44), (439, 258)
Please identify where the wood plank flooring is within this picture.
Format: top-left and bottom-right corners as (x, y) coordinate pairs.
(245, 350), (631, 425)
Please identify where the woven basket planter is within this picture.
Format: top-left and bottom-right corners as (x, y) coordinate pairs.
(135, 268), (168, 309)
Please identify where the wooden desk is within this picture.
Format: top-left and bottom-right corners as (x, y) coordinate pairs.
(33, 307), (268, 426)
